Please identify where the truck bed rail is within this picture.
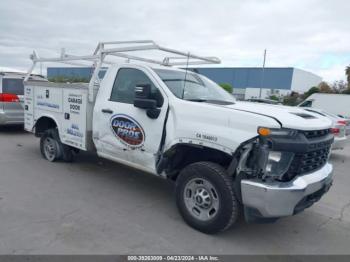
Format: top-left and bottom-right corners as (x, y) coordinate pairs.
(25, 40), (221, 102)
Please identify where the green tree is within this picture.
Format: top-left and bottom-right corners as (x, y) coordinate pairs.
(269, 95), (279, 101)
(345, 66), (350, 90)
(48, 76), (90, 83)
(342, 89), (350, 94)
(318, 81), (333, 93)
(283, 91), (300, 106)
(303, 86), (319, 99)
(219, 83), (233, 93)
(331, 80), (347, 93)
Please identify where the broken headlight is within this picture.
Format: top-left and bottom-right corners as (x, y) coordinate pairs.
(255, 127), (297, 179)
(264, 151), (294, 179)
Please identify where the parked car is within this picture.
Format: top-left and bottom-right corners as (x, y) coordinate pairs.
(304, 108), (348, 150)
(337, 115), (350, 136)
(0, 72), (46, 126)
(298, 93), (350, 118)
(24, 41), (334, 234)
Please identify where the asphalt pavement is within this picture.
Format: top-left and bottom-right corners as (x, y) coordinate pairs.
(0, 126), (349, 254)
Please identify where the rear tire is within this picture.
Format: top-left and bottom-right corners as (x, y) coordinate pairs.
(40, 128), (75, 162)
(40, 129), (61, 162)
(175, 161), (239, 234)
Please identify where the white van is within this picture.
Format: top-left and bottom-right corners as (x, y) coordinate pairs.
(299, 93), (350, 118)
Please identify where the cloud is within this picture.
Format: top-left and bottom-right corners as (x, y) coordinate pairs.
(0, 0), (349, 82)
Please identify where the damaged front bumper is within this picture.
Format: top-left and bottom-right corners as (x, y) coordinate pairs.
(241, 163), (333, 220)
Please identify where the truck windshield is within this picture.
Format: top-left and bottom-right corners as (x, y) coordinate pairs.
(154, 69), (235, 104)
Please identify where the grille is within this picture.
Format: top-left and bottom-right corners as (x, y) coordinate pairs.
(302, 129), (330, 139)
(283, 146), (330, 181)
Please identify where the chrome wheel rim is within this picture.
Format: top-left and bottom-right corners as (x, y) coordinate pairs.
(183, 178), (220, 221)
(43, 137), (56, 161)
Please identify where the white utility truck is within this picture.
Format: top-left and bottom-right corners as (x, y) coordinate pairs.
(24, 41), (334, 234)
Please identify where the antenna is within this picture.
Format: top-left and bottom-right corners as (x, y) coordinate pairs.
(259, 49), (267, 98)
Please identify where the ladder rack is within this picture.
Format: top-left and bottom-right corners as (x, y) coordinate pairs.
(25, 40), (221, 101)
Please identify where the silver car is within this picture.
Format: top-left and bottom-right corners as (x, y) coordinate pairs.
(0, 72), (46, 125)
(304, 108), (348, 150)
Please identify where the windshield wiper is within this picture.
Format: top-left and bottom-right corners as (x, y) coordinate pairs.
(206, 100), (234, 105)
(184, 98), (208, 102)
(185, 99), (234, 105)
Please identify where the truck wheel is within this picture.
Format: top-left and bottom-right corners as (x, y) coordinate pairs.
(175, 162), (239, 234)
(40, 128), (75, 162)
(40, 129), (62, 162)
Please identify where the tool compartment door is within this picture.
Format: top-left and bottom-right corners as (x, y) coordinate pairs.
(61, 89), (88, 150)
(24, 84), (34, 131)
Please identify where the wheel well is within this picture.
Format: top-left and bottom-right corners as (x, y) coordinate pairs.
(34, 117), (57, 137)
(162, 144), (232, 180)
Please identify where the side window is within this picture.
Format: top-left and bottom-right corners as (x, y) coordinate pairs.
(300, 100), (313, 107)
(2, 78), (24, 95)
(110, 68), (163, 106)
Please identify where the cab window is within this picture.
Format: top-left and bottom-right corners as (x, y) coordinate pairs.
(110, 68), (163, 106)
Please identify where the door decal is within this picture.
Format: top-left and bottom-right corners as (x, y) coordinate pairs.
(110, 114), (145, 148)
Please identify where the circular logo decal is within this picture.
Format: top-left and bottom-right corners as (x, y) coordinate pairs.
(110, 114), (145, 148)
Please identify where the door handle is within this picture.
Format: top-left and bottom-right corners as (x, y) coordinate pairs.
(102, 108), (113, 114)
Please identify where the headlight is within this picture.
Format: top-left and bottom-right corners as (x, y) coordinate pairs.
(264, 151), (294, 179)
(258, 127), (298, 137)
(256, 127), (297, 179)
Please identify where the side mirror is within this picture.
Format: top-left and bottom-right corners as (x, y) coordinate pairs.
(134, 98), (157, 109)
(134, 84), (157, 109)
(134, 84), (162, 119)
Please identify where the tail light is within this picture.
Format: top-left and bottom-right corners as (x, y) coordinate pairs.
(0, 93), (20, 102)
(331, 128), (340, 135)
(337, 120), (347, 125)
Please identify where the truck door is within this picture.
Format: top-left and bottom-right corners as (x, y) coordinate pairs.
(93, 66), (168, 174)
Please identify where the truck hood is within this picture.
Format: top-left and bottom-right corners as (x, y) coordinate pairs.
(227, 101), (332, 130)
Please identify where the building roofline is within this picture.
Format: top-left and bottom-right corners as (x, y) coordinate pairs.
(292, 67), (322, 79)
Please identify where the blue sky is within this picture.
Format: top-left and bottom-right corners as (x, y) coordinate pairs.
(0, 0), (349, 82)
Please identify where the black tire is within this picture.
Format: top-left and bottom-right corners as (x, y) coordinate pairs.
(175, 161), (239, 234)
(40, 129), (62, 162)
(40, 128), (75, 162)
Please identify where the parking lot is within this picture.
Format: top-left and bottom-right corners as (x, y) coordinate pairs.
(0, 126), (349, 254)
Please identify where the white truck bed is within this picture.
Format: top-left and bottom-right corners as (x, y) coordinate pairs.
(24, 80), (96, 151)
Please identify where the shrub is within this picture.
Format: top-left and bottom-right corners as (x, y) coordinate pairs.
(219, 83), (233, 93)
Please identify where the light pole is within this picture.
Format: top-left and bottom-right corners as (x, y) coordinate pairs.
(259, 49), (266, 98)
